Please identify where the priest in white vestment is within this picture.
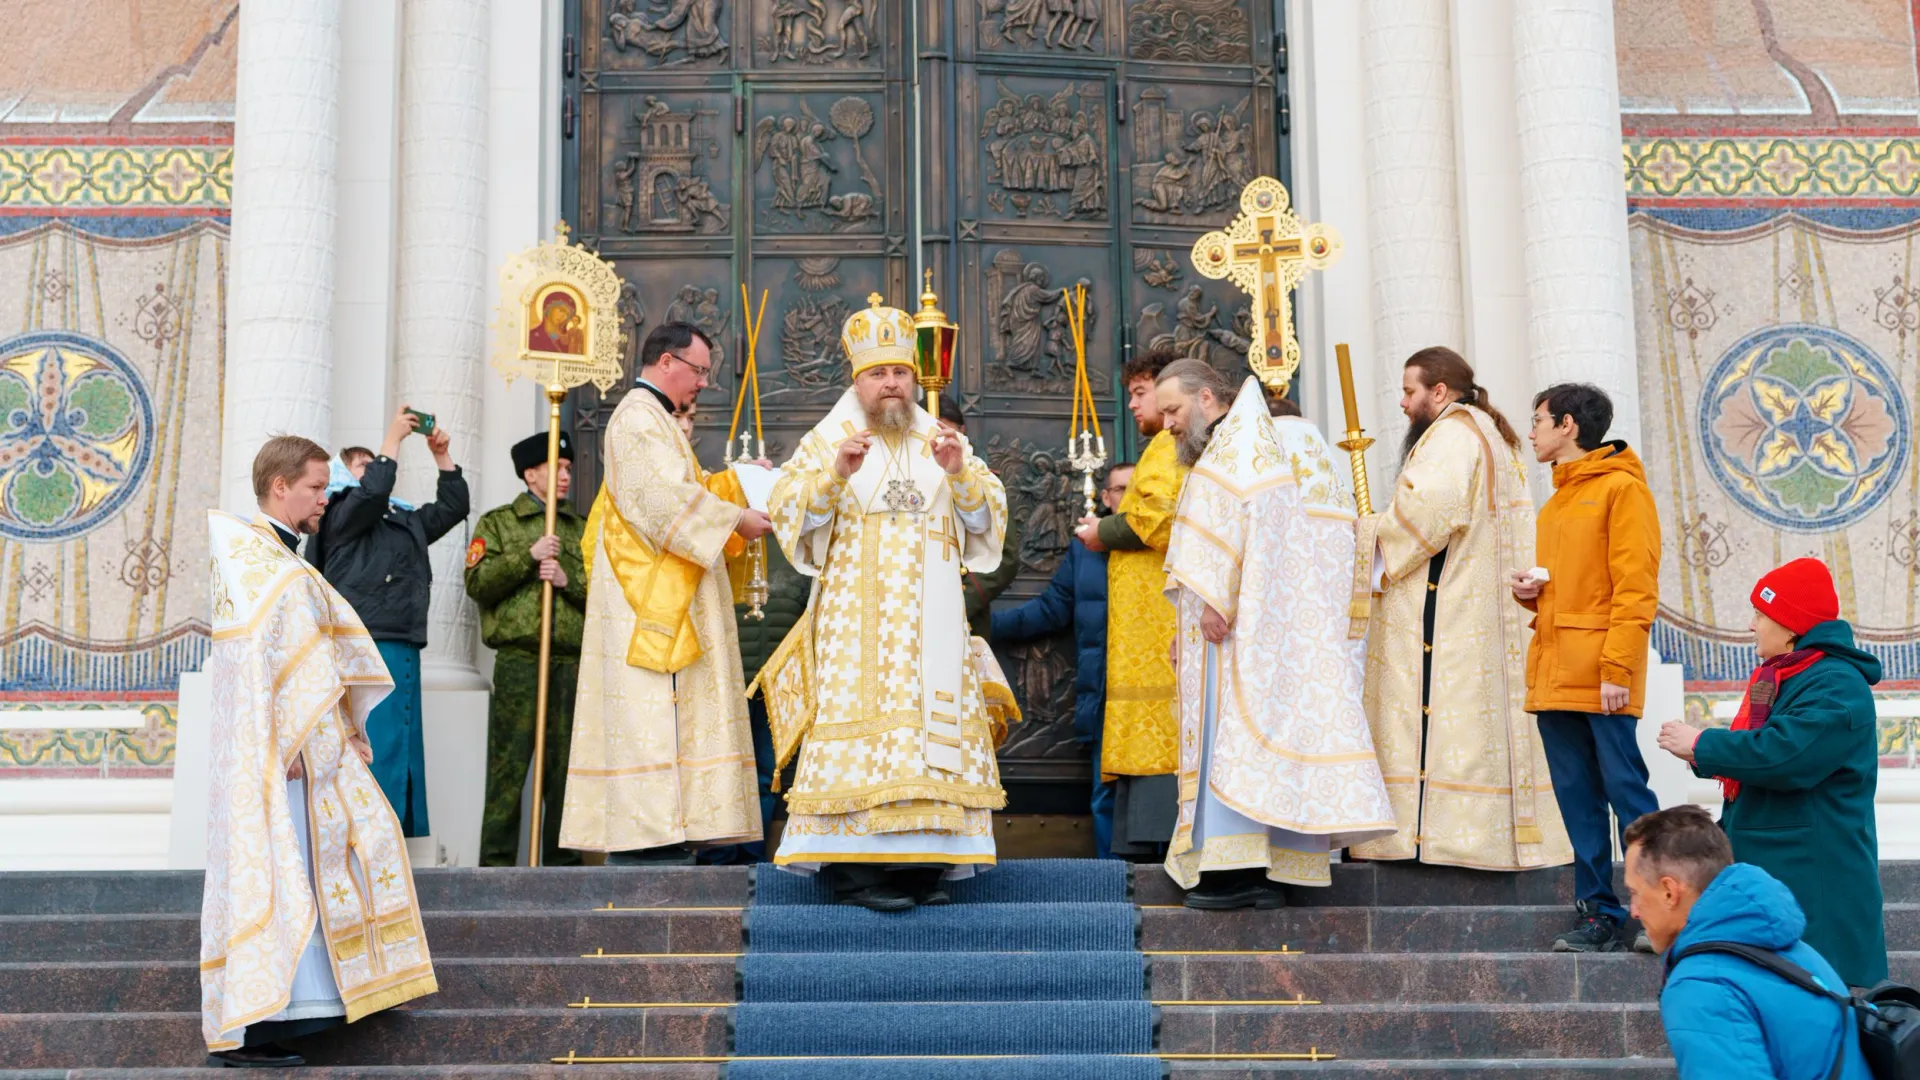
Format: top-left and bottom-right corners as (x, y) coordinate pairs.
(202, 437), (436, 1066)
(762, 294), (1009, 911)
(1155, 361), (1396, 909)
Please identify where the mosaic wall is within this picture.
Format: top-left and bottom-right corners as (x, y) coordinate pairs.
(1616, 0), (1920, 765)
(0, 1), (236, 776)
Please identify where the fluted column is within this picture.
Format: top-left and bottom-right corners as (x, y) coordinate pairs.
(220, 3), (341, 515)
(1362, 0), (1466, 461)
(1513, 0), (1640, 445)
(394, 0), (490, 686)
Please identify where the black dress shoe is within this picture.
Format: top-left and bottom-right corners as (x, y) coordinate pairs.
(208, 1043), (306, 1068)
(1183, 869), (1286, 911)
(891, 867), (950, 906)
(835, 882), (917, 912)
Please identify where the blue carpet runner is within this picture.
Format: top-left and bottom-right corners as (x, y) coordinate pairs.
(731, 859), (1162, 1080)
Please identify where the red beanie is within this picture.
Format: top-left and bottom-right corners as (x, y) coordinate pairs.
(1751, 558), (1839, 636)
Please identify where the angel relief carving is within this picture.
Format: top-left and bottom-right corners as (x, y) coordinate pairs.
(753, 97), (882, 232)
(979, 82), (1107, 220)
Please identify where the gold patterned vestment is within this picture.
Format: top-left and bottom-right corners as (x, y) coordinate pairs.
(201, 512), (436, 1051)
(561, 389), (761, 853)
(765, 389), (1009, 866)
(1352, 404), (1573, 871)
(1161, 384), (1396, 888)
(1102, 429), (1188, 777)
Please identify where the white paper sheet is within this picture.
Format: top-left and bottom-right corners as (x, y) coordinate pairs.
(732, 462), (780, 513)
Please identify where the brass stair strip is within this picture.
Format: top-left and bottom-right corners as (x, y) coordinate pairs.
(595, 903), (744, 911)
(554, 1050), (1338, 1064)
(580, 948), (745, 958)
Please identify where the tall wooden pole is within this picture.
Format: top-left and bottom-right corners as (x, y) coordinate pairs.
(527, 377), (566, 867)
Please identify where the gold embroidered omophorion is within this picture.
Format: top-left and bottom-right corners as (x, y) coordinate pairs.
(1353, 404), (1573, 871)
(764, 380), (1009, 870)
(201, 512), (436, 1052)
(1102, 428), (1188, 777)
(561, 388), (761, 853)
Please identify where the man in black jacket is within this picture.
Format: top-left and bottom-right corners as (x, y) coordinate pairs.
(308, 404), (471, 837)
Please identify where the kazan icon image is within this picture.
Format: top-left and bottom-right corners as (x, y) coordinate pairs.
(527, 286), (587, 356)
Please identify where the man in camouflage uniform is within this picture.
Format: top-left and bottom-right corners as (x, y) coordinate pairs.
(466, 432), (587, 866)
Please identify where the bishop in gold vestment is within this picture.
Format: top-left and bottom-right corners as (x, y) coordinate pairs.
(203, 482), (435, 1056)
(561, 340), (764, 855)
(761, 298), (1008, 903)
(1354, 353), (1572, 872)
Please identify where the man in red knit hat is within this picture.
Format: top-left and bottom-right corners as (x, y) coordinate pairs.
(1655, 558), (1887, 988)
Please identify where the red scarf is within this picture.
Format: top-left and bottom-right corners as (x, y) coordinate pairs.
(1719, 647), (1825, 802)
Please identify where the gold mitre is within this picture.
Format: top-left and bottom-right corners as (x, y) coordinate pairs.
(842, 292), (917, 378)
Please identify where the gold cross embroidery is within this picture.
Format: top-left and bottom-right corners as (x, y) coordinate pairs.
(376, 868), (396, 890)
(320, 799), (336, 819)
(352, 787), (371, 809)
(1191, 176), (1342, 393)
(929, 515), (960, 562)
(329, 882), (350, 905)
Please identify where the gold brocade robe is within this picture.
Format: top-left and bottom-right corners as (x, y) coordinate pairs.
(765, 391), (1009, 848)
(1102, 429), (1188, 777)
(1352, 404), (1573, 871)
(561, 389), (760, 853)
(201, 512), (436, 1051)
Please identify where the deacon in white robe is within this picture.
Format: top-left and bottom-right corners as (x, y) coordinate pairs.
(201, 437), (435, 1066)
(760, 295), (1008, 911)
(1155, 362), (1396, 908)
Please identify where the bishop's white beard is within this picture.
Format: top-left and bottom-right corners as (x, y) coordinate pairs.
(865, 397), (914, 437)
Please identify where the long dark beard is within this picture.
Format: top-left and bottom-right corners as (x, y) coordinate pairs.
(866, 397), (913, 436)
(1401, 413), (1435, 463)
(1175, 422), (1211, 467)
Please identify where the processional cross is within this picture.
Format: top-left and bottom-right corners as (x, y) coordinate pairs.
(1190, 176), (1342, 393)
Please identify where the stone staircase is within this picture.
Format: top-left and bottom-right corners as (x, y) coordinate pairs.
(1, 861), (1913, 1077)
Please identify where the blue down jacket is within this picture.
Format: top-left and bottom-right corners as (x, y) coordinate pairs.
(1661, 861), (1871, 1080)
(989, 539), (1108, 743)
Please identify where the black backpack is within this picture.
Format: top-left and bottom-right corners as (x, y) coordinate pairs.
(1667, 941), (1920, 1080)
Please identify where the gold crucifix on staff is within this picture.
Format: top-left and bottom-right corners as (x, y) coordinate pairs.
(1190, 176), (1343, 393)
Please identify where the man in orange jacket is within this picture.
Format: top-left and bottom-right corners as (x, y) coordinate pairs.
(1510, 383), (1662, 954)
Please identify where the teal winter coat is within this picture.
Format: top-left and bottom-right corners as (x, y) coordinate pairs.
(1691, 619), (1886, 988)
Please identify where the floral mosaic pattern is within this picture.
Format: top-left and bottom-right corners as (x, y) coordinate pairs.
(1698, 324), (1907, 532)
(0, 332), (155, 542)
(1625, 137), (1920, 200)
(0, 146), (232, 211)
(0, 702), (175, 772)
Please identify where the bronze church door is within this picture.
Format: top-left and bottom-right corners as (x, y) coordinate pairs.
(564, 0), (1286, 803)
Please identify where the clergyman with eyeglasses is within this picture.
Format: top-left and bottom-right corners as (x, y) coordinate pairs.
(558, 321), (775, 863)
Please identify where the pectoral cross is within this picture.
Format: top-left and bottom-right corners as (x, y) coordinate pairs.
(1191, 176), (1343, 393)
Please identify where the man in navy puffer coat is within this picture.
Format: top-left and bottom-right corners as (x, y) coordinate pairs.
(1626, 805), (1870, 1080)
(991, 463), (1131, 858)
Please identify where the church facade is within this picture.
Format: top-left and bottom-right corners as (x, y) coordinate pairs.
(1, 0), (1916, 867)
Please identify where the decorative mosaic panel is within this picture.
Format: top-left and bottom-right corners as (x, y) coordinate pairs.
(1624, 137), (1920, 201)
(0, 144), (233, 213)
(0, 702), (176, 774)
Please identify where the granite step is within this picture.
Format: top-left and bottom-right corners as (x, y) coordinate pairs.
(0, 1002), (1678, 1069)
(10, 903), (1917, 963)
(0, 867), (752, 916)
(0, 1063), (1678, 1080)
(1134, 861), (1920, 908)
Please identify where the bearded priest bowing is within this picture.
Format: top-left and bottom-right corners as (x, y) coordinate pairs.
(1154, 360), (1395, 908)
(765, 296), (1009, 911)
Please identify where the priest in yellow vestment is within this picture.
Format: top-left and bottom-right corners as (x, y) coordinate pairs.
(1353, 347), (1572, 872)
(763, 295), (1008, 911)
(202, 437), (436, 1065)
(560, 322), (772, 857)
(1077, 348), (1187, 855)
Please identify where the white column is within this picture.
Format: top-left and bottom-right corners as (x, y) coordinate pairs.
(332, 0), (405, 456)
(220, 2), (342, 515)
(394, 0), (490, 687)
(1362, 0), (1465, 466)
(1512, 0), (1640, 445)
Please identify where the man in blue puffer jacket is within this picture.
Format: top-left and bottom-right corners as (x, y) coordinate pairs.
(990, 463), (1131, 858)
(1625, 804), (1871, 1079)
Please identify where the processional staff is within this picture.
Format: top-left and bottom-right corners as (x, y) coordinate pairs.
(489, 221), (625, 867)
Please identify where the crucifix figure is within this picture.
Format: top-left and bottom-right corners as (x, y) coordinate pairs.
(1189, 176), (1343, 392)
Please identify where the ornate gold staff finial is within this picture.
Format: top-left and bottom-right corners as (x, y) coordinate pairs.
(1190, 176), (1343, 392)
